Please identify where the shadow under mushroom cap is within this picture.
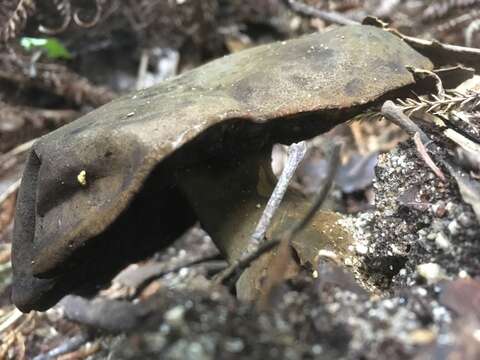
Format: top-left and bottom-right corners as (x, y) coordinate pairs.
(11, 25), (433, 312)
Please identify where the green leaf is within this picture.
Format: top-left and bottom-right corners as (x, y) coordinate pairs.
(20, 37), (72, 60)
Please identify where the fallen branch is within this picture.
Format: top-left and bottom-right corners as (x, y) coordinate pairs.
(363, 16), (480, 72)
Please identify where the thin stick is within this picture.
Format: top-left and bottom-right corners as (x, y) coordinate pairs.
(217, 239), (280, 287)
(381, 100), (430, 144)
(0, 139), (36, 168)
(250, 141), (307, 247)
(257, 142), (342, 309)
(217, 141), (308, 286)
(0, 179), (21, 206)
(0, 308), (23, 334)
(32, 334), (89, 360)
(136, 49), (149, 90)
(283, 0), (359, 26)
(285, 142), (342, 243)
(413, 133), (446, 182)
(381, 101), (445, 182)
(132, 253), (223, 298)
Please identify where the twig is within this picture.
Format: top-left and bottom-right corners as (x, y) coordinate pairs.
(0, 179), (21, 206)
(442, 160), (480, 222)
(0, 312), (34, 359)
(381, 100), (430, 144)
(216, 239), (280, 287)
(413, 133), (446, 182)
(32, 334), (90, 360)
(284, 142), (342, 243)
(136, 49), (149, 90)
(374, 0), (400, 18)
(250, 141), (307, 247)
(216, 141), (308, 286)
(397, 31), (480, 72)
(257, 142), (342, 309)
(406, 67), (445, 99)
(465, 18), (480, 47)
(381, 101), (445, 182)
(0, 308), (24, 334)
(283, 0), (359, 26)
(59, 296), (141, 332)
(0, 138), (35, 163)
(131, 253), (223, 299)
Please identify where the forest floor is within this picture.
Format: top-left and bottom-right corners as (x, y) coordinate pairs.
(1, 1), (480, 359)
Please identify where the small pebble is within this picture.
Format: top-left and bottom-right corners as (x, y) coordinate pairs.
(417, 263), (447, 284)
(447, 220), (461, 236)
(355, 243), (368, 255)
(164, 306), (186, 327)
(435, 232), (451, 250)
(225, 339), (244, 353)
(408, 329), (436, 345)
(457, 213), (474, 227)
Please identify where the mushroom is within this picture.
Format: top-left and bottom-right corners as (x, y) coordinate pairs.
(12, 25), (434, 312)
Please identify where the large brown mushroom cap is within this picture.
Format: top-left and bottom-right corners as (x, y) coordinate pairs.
(12, 25), (433, 312)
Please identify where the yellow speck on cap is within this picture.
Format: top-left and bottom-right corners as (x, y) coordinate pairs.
(77, 170), (87, 186)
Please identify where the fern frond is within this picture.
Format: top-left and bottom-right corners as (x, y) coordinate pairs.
(353, 90), (480, 124)
(0, 0), (36, 43)
(396, 90), (480, 115)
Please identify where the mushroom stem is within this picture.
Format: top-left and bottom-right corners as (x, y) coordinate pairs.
(176, 146), (353, 300)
